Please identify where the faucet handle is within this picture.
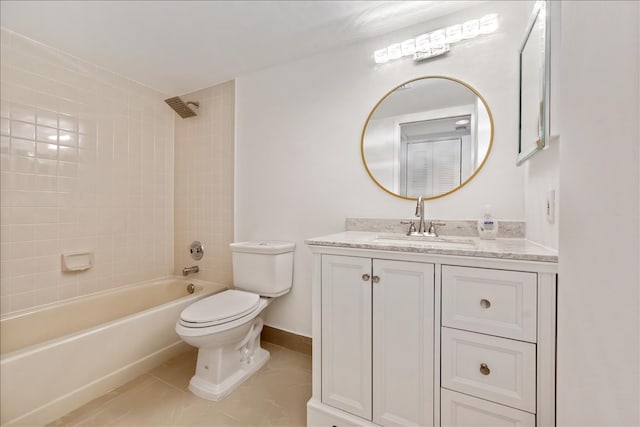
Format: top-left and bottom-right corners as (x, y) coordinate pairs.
(400, 220), (417, 235)
(427, 221), (446, 236)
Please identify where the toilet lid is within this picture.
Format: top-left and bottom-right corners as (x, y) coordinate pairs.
(180, 290), (260, 327)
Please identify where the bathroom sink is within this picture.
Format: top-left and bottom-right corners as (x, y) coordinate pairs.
(374, 234), (477, 249)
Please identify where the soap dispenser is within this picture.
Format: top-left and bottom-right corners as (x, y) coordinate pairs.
(477, 204), (498, 239)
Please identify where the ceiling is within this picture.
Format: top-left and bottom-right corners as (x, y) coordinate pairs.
(1, 1), (479, 95)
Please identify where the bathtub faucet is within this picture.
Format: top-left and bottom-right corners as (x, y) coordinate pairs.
(182, 266), (199, 276)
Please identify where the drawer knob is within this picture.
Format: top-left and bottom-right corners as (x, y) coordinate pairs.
(480, 363), (491, 375)
(362, 274), (370, 281)
(372, 275), (380, 283)
(480, 299), (491, 309)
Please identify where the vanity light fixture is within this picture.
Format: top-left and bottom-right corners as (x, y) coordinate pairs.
(373, 13), (499, 64)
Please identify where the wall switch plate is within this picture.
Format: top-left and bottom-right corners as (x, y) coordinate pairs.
(546, 190), (555, 224)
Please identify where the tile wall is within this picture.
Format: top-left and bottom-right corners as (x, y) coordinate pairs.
(0, 29), (175, 314)
(174, 82), (234, 285)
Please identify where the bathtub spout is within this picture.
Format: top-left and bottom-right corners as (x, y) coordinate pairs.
(182, 266), (199, 276)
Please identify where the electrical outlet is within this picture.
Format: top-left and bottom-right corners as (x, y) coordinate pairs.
(546, 190), (555, 224)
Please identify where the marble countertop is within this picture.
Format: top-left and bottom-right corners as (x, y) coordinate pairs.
(305, 231), (558, 263)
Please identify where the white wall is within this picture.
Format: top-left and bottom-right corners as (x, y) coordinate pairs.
(557, 1), (639, 425)
(236, 2), (533, 336)
(523, 0), (561, 250)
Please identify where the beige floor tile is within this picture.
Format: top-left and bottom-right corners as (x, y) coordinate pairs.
(48, 343), (311, 427)
(148, 348), (199, 392)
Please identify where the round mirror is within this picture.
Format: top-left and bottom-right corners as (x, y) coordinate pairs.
(361, 76), (494, 201)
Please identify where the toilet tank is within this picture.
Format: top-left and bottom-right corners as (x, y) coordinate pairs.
(230, 241), (295, 297)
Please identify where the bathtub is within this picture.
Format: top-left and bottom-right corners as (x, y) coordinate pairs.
(0, 276), (227, 426)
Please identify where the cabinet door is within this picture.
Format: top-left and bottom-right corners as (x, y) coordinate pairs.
(373, 259), (434, 427)
(321, 255), (372, 420)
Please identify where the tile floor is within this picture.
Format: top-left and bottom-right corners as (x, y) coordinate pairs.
(47, 342), (311, 426)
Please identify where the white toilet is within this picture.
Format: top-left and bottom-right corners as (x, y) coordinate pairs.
(175, 240), (295, 401)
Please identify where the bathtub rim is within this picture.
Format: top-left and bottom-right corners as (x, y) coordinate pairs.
(1, 275), (227, 361)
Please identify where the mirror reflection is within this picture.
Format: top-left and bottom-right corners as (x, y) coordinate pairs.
(517, 0), (550, 165)
(361, 76), (493, 200)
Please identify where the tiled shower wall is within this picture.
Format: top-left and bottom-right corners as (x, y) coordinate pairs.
(0, 29), (175, 314)
(174, 82), (234, 285)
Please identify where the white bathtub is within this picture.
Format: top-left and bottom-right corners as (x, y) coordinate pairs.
(0, 276), (227, 426)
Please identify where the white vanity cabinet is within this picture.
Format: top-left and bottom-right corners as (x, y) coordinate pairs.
(306, 234), (557, 427)
(321, 255), (434, 426)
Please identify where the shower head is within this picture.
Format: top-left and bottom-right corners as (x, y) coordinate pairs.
(164, 96), (199, 118)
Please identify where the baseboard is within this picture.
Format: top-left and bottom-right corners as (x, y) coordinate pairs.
(261, 325), (312, 356)
(307, 398), (378, 427)
(5, 341), (189, 427)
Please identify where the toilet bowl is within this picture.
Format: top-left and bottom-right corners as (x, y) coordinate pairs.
(175, 240), (295, 401)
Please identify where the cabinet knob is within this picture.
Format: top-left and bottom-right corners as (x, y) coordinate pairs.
(362, 274), (370, 281)
(372, 275), (380, 283)
(480, 363), (491, 375)
(480, 299), (491, 309)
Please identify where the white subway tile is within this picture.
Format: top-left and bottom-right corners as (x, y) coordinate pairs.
(10, 104), (35, 123)
(10, 290), (35, 311)
(11, 273), (35, 293)
(36, 125), (57, 142)
(35, 158), (57, 176)
(1, 135), (9, 153)
(11, 121), (35, 140)
(11, 138), (35, 157)
(1, 118), (10, 136)
(35, 142), (58, 160)
(10, 155), (36, 173)
(0, 295), (12, 314)
(32, 224), (57, 240)
(35, 287), (57, 305)
(58, 114), (78, 132)
(36, 108), (58, 128)
(58, 145), (78, 162)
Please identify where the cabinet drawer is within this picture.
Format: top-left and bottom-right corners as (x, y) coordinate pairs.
(441, 389), (535, 427)
(441, 328), (536, 413)
(442, 266), (537, 342)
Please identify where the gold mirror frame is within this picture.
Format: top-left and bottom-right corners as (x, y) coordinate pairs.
(361, 75), (494, 201)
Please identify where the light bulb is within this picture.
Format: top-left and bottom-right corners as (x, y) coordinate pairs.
(387, 43), (402, 60)
(415, 34), (430, 52)
(401, 39), (416, 56)
(479, 14), (498, 34)
(446, 25), (463, 43)
(462, 19), (480, 39)
(374, 48), (389, 64)
(430, 29), (446, 49)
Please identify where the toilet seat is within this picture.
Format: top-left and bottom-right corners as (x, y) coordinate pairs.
(179, 290), (260, 328)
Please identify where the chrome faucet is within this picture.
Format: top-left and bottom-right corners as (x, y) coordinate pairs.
(415, 195), (427, 234)
(409, 196), (446, 237)
(182, 265), (199, 276)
